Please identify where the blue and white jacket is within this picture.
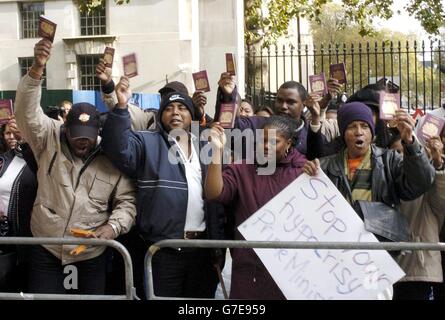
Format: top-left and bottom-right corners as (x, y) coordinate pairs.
(102, 107), (225, 243)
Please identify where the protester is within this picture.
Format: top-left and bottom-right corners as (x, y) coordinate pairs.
(306, 83), (402, 160)
(14, 39), (137, 295)
(59, 100), (72, 123)
(392, 130), (445, 300)
(303, 102), (435, 263)
(101, 76), (225, 299)
(255, 105), (274, 117)
(0, 119), (37, 292)
(214, 74), (341, 156)
(239, 99), (255, 117)
(205, 116), (306, 299)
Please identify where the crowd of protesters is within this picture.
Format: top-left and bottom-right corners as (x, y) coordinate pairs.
(0, 37), (444, 300)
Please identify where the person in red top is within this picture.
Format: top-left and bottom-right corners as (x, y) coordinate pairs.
(205, 116), (307, 299)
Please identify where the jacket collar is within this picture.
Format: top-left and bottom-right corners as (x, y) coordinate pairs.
(326, 144), (385, 177)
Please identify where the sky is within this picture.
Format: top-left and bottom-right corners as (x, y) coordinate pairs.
(373, 0), (444, 40)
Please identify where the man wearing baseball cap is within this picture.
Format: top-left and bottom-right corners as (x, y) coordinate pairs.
(14, 38), (136, 295)
(101, 76), (225, 299)
(64, 103), (101, 158)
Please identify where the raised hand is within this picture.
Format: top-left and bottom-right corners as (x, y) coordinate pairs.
(327, 78), (343, 98)
(395, 109), (415, 144)
(96, 58), (112, 84)
(208, 123), (227, 150)
(305, 93), (323, 125)
(115, 76), (132, 109)
(426, 136), (444, 169)
(7, 116), (24, 143)
(218, 72), (236, 96)
(193, 91), (207, 108)
(29, 39), (52, 80)
(33, 39), (52, 68)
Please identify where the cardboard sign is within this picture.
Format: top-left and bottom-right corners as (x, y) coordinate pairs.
(38, 16), (57, 42)
(379, 92), (400, 121)
(416, 113), (445, 145)
(0, 100), (13, 125)
(329, 63), (347, 85)
(192, 70), (210, 92)
(219, 102), (238, 129)
(238, 170), (405, 300)
(122, 53), (138, 78)
(226, 53), (236, 76)
(309, 73), (328, 96)
(103, 47), (115, 69)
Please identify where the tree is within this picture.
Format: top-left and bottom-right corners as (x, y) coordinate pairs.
(75, 1), (444, 46)
(74, 0), (129, 13)
(245, 0), (444, 46)
(310, 3), (443, 110)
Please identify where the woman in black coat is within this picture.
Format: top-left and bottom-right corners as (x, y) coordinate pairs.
(0, 120), (38, 292)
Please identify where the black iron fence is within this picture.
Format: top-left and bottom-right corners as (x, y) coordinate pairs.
(246, 40), (444, 113)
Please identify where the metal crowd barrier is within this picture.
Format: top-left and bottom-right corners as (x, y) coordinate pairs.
(144, 239), (445, 300)
(0, 237), (136, 300)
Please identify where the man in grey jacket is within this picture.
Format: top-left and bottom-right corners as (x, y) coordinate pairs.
(303, 102), (435, 252)
(15, 38), (137, 295)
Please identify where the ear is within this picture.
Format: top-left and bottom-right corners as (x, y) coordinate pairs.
(286, 138), (292, 149)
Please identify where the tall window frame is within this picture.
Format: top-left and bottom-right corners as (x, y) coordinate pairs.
(20, 2), (45, 39)
(80, 2), (107, 36)
(19, 57), (47, 89)
(78, 55), (102, 91)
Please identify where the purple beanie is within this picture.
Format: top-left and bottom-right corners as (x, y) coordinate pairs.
(338, 102), (375, 138)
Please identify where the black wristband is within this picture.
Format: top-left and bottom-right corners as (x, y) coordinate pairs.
(101, 79), (115, 94)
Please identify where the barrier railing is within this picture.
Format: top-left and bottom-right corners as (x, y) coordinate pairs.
(0, 237), (136, 300)
(144, 239), (445, 300)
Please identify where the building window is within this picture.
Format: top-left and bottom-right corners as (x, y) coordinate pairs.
(19, 57), (46, 89)
(78, 55), (101, 91)
(80, 4), (106, 36)
(20, 2), (44, 39)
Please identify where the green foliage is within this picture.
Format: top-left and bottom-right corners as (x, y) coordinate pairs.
(74, 0), (130, 13)
(310, 3), (443, 109)
(245, 0), (444, 47)
(74, 0), (443, 46)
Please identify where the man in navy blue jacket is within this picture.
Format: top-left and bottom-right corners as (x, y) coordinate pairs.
(101, 77), (225, 299)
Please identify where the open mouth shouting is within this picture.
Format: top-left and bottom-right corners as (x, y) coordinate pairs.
(354, 138), (365, 148)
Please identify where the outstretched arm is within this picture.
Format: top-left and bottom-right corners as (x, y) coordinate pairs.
(205, 124), (226, 200)
(101, 77), (146, 179)
(15, 39), (58, 157)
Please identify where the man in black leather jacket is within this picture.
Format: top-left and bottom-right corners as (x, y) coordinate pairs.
(303, 102), (435, 244)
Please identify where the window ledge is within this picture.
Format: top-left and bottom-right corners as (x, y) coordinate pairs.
(62, 35), (117, 45)
(63, 35), (118, 56)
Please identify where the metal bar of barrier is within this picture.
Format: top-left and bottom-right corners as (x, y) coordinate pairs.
(0, 293), (127, 300)
(144, 239), (445, 300)
(0, 237), (136, 300)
